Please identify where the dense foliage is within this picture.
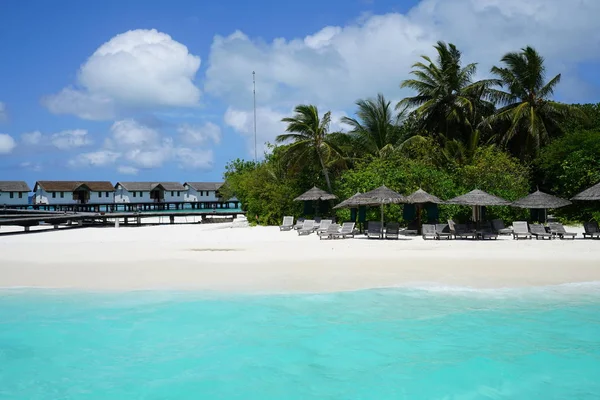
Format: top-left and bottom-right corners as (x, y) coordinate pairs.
(222, 42), (600, 226)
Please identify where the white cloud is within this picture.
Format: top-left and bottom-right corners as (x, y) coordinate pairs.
(117, 166), (139, 175)
(20, 161), (42, 171)
(68, 150), (120, 167)
(0, 102), (7, 122)
(21, 131), (43, 145)
(51, 129), (93, 150)
(0, 133), (17, 154)
(177, 122), (221, 145)
(43, 29), (201, 120)
(207, 0), (600, 150)
(73, 119), (214, 171)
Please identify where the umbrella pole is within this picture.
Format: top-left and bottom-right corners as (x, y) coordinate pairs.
(417, 204), (422, 235)
(380, 204), (384, 239)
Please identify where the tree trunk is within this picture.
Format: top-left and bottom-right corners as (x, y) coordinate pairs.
(318, 153), (333, 193)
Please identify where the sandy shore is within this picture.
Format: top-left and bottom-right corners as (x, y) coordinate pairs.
(1, 218), (599, 292)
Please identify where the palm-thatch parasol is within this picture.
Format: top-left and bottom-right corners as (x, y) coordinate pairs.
(571, 182), (600, 201)
(355, 185), (407, 237)
(513, 190), (571, 222)
(333, 192), (363, 209)
(294, 186), (337, 216)
(405, 188), (445, 233)
(446, 189), (510, 222)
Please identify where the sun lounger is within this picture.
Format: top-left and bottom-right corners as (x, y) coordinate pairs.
(293, 218), (305, 230)
(279, 216), (294, 231)
(367, 221), (382, 239)
(478, 221), (498, 240)
(422, 224), (437, 240)
(316, 219), (332, 233)
(492, 219), (513, 235)
(512, 221), (532, 240)
(297, 220), (315, 236)
(453, 223), (476, 240)
(385, 222), (399, 239)
(332, 222), (356, 239)
(583, 221), (600, 239)
(529, 223), (552, 240)
(547, 222), (577, 239)
(435, 224), (452, 240)
(318, 223), (340, 240)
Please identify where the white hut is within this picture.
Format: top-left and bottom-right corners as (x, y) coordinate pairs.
(114, 182), (186, 203)
(33, 181), (114, 205)
(183, 182), (223, 202)
(0, 181), (31, 206)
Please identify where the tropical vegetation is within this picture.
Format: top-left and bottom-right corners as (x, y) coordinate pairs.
(221, 42), (600, 225)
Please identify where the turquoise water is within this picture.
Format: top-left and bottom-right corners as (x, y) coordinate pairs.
(1, 286), (600, 399)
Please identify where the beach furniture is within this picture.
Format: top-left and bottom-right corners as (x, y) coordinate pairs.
(318, 223), (340, 240)
(449, 220), (476, 239)
(313, 217), (322, 230)
(385, 222), (400, 239)
(400, 220), (419, 236)
(332, 222), (356, 239)
(529, 223), (552, 240)
(279, 216), (294, 231)
(422, 224), (437, 240)
(316, 219), (332, 233)
(512, 221), (533, 240)
(478, 221), (498, 240)
(297, 220), (315, 235)
(367, 221), (382, 239)
(583, 221), (600, 239)
(492, 219), (513, 235)
(293, 218), (305, 230)
(547, 222), (577, 239)
(435, 224), (452, 240)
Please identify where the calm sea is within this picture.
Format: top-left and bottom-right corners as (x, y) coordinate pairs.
(1, 285), (600, 399)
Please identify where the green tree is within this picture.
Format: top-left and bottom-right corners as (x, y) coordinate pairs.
(276, 105), (345, 192)
(398, 41), (495, 145)
(487, 46), (576, 160)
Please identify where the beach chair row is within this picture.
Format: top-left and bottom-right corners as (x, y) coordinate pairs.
(280, 217), (356, 239)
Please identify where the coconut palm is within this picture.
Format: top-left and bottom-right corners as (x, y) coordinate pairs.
(276, 104), (344, 192)
(398, 41), (496, 145)
(487, 46), (575, 160)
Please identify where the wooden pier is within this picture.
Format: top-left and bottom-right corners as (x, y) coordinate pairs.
(3, 200), (240, 213)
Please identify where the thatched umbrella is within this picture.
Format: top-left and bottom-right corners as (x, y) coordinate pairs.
(333, 192), (363, 209)
(513, 190), (571, 222)
(446, 189), (510, 222)
(294, 186), (337, 216)
(405, 188), (445, 233)
(571, 182), (600, 201)
(355, 185), (407, 236)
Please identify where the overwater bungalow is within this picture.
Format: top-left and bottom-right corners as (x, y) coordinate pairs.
(183, 182), (223, 202)
(0, 181), (31, 206)
(114, 182), (186, 203)
(33, 181), (114, 205)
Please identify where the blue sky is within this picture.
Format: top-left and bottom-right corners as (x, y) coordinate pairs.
(0, 0), (599, 186)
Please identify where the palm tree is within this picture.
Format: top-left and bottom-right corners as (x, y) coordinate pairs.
(398, 41), (495, 145)
(487, 46), (575, 160)
(276, 104), (344, 192)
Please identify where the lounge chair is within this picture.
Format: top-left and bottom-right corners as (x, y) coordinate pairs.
(478, 221), (498, 240)
(316, 219), (332, 234)
(297, 220), (315, 236)
(293, 218), (305, 230)
(529, 223), (552, 240)
(332, 222), (356, 239)
(435, 224), (452, 240)
(512, 221), (532, 240)
(583, 221), (600, 239)
(385, 222), (400, 240)
(451, 222), (476, 240)
(422, 224), (437, 240)
(367, 221), (382, 239)
(313, 217), (322, 230)
(279, 216), (294, 231)
(547, 222), (577, 239)
(400, 220), (419, 236)
(492, 219), (513, 235)
(318, 223), (340, 240)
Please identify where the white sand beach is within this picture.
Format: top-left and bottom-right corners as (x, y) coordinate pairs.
(0, 218), (599, 292)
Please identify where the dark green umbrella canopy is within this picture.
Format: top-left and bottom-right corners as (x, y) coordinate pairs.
(406, 188), (445, 204)
(571, 182), (600, 201)
(293, 186), (337, 201)
(446, 189), (510, 206)
(513, 190), (571, 209)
